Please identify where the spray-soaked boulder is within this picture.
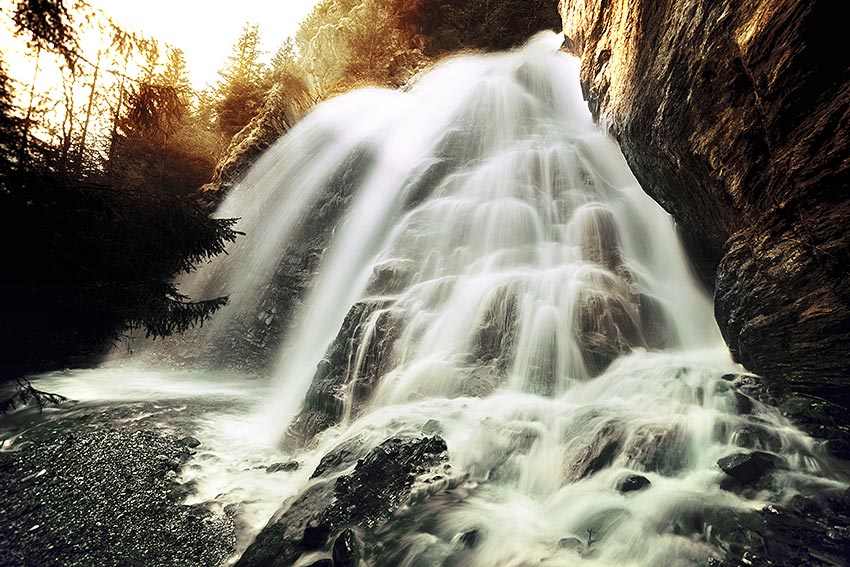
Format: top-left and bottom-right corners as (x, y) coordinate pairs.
(235, 436), (448, 567)
(717, 451), (783, 485)
(572, 204), (622, 271)
(623, 423), (687, 474)
(574, 275), (643, 376)
(285, 299), (399, 448)
(566, 423), (623, 480)
(471, 287), (519, 366)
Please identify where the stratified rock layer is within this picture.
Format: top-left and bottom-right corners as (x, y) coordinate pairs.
(559, 0), (850, 406)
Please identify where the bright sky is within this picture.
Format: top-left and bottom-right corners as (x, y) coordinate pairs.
(88, 0), (321, 89)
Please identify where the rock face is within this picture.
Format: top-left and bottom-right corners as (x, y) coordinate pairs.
(559, 1), (850, 407)
(235, 436), (448, 567)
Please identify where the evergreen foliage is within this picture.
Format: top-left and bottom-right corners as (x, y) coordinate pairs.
(214, 23), (267, 139)
(0, 2), (241, 381)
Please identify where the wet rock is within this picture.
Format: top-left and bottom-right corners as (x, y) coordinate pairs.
(310, 436), (367, 479)
(568, 425), (622, 480)
(572, 205), (622, 270)
(472, 286), (519, 364)
(305, 559), (334, 567)
(717, 451), (783, 484)
(825, 437), (850, 460)
(177, 435), (201, 448)
(303, 523), (331, 550)
(622, 424), (686, 474)
(459, 529), (479, 548)
(574, 281), (643, 377)
(734, 392), (754, 415)
(285, 299), (396, 447)
(560, 0), (850, 412)
(366, 259), (416, 296)
(332, 528), (360, 567)
(637, 292), (675, 349)
(616, 474), (650, 493)
(236, 436), (448, 567)
(267, 461), (300, 473)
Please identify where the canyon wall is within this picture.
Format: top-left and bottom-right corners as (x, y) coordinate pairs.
(559, 0), (850, 407)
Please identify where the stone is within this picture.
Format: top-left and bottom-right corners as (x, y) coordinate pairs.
(235, 436), (448, 567)
(616, 474), (650, 493)
(459, 529), (479, 548)
(302, 523), (330, 550)
(267, 461), (299, 474)
(717, 451), (782, 484)
(177, 436), (201, 448)
(734, 393), (754, 415)
(332, 528), (360, 567)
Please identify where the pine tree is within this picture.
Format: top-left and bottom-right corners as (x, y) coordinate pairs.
(214, 23), (267, 139)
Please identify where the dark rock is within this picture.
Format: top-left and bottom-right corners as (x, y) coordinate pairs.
(787, 495), (822, 517)
(568, 424), (622, 480)
(459, 529), (479, 548)
(303, 523), (331, 550)
(305, 560), (334, 567)
(310, 436), (367, 479)
(471, 286), (519, 365)
(734, 393), (754, 415)
(332, 528), (360, 567)
(560, 0), (850, 412)
(825, 437), (850, 460)
(574, 282), (642, 377)
(717, 451), (782, 484)
(286, 299), (397, 448)
(177, 435), (201, 448)
(616, 474), (650, 493)
(236, 436), (448, 567)
(267, 461), (300, 473)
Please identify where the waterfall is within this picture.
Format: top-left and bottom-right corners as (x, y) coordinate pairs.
(27, 32), (844, 567)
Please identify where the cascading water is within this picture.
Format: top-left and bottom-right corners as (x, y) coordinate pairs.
(9, 32), (846, 567)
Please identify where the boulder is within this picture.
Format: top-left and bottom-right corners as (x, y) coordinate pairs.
(616, 474), (651, 493)
(235, 436), (448, 567)
(717, 451), (782, 484)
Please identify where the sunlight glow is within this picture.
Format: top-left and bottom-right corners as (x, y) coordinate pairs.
(87, 0), (321, 89)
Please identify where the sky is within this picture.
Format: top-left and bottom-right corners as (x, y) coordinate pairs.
(88, 0), (321, 89)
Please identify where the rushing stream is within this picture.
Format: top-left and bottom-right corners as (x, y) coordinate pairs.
(4, 32), (846, 567)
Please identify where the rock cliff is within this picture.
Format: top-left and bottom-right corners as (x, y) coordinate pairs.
(559, 0), (850, 407)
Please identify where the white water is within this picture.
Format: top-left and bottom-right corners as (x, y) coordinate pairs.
(8, 32), (846, 566)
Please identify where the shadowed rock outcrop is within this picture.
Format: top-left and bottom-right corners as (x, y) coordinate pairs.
(235, 436), (448, 567)
(559, 0), (850, 407)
